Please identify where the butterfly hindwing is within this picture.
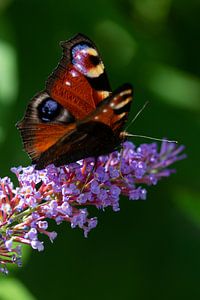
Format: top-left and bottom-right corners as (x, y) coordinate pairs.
(34, 122), (116, 169)
(17, 91), (77, 162)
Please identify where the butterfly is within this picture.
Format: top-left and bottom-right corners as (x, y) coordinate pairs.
(17, 33), (133, 170)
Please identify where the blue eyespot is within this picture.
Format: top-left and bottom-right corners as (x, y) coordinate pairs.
(72, 43), (90, 56)
(38, 98), (61, 122)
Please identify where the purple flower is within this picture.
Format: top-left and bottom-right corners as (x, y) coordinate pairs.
(129, 187), (147, 200)
(0, 141), (186, 274)
(31, 240), (44, 251)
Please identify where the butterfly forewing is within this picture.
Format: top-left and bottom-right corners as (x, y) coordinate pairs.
(46, 33), (111, 119)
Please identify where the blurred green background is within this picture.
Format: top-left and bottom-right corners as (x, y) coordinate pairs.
(0, 0), (200, 299)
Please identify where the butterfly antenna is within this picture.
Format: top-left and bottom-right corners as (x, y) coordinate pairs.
(125, 101), (149, 131)
(124, 101), (178, 143)
(123, 133), (178, 143)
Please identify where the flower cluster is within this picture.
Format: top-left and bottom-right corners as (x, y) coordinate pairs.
(0, 141), (185, 274)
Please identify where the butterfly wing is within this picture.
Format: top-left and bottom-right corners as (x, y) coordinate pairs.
(46, 33), (111, 118)
(34, 84), (133, 169)
(17, 33), (112, 162)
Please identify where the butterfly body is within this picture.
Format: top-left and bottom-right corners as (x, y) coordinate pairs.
(17, 34), (133, 169)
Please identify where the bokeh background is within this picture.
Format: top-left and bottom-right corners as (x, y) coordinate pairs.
(0, 0), (200, 299)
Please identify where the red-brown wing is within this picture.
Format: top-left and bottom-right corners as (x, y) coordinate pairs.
(34, 122), (117, 169)
(46, 33), (111, 119)
(18, 122), (76, 162)
(17, 91), (77, 161)
(17, 34), (112, 162)
(84, 83), (133, 133)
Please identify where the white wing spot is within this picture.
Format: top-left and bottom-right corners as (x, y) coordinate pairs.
(70, 70), (79, 77)
(65, 81), (71, 86)
(118, 112), (126, 119)
(94, 116), (99, 120)
(114, 97), (132, 109)
(103, 109), (108, 113)
(119, 89), (132, 97)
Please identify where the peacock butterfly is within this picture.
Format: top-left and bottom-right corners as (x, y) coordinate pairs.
(17, 33), (133, 170)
